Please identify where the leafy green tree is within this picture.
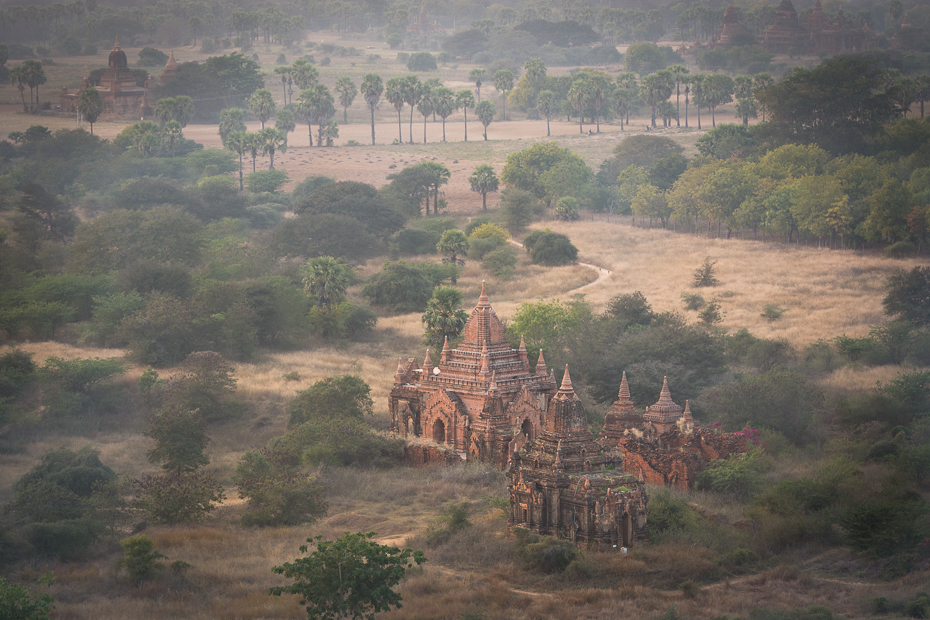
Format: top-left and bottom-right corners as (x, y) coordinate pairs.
(293, 181), (404, 238)
(360, 73), (384, 145)
(624, 43), (666, 75)
(406, 52), (437, 71)
(119, 535), (166, 584)
(248, 88), (276, 130)
(288, 375), (373, 427)
(0, 574), (55, 620)
(883, 267), (930, 327)
(77, 88), (103, 135)
(269, 532), (427, 620)
(301, 83), (336, 148)
(290, 59), (320, 90)
(235, 450), (328, 527)
(436, 230), (469, 280)
(334, 76), (358, 124)
(131, 470), (225, 524)
(528, 231), (578, 265)
(640, 70), (674, 128)
(362, 261), (436, 312)
(303, 257), (353, 310)
(144, 405), (210, 479)
(422, 286), (469, 347)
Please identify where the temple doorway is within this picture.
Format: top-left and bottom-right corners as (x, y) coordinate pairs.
(432, 419), (446, 444)
(521, 419), (533, 441)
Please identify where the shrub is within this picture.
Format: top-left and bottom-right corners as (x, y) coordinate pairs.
(246, 169), (289, 194)
(499, 188), (543, 233)
(159, 351), (238, 423)
(681, 292), (706, 311)
(482, 245), (518, 279)
(131, 471), (225, 524)
(698, 300), (724, 326)
(0, 574), (55, 620)
(761, 304), (784, 321)
(362, 261), (435, 312)
(554, 196), (580, 220)
(693, 257), (719, 287)
(138, 47), (169, 67)
(0, 350), (36, 398)
(39, 357), (126, 396)
(885, 241), (917, 258)
(288, 375), (373, 428)
(276, 416), (403, 468)
(290, 174), (335, 206)
(393, 229), (441, 255)
(26, 520), (101, 561)
(121, 294), (198, 366)
(648, 490), (699, 534)
(245, 204), (283, 229)
(528, 232), (578, 265)
(468, 223), (510, 260)
(695, 448), (768, 498)
(513, 528), (580, 573)
(236, 451), (328, 527)
(426, 501), (471, 546)
(406, 51), (437, 71)
(119, 535), (166, 583)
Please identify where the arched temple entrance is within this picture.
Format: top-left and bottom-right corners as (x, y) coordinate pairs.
(432, 419), (446, 444)
(521, 418), (534, 441)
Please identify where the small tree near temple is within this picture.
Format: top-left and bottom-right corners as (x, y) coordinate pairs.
(269, 532), (427, 620)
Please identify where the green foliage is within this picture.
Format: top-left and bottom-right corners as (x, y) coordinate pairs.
(138, 47), (169, 67)
(303, 257), (353, 310)
(426, 502), (471, 546)
(555, 197), (580, 221)
(288, 375), (373, 428)
(698, 300), (724, 326)
(120, 535), (166, 583)
(407, 52), (437, 71)
(120, 294), (198, 366)
(839, 491), (926, 558)
(131, 470), (225, 525)
(0, 350), (35, 399)
(624, 43), (666, 74)
(0, 574), (55, 620)
(528, 232), (578, 265)
(269, 532), (427, 620)
(144, 406), (210, 478)
(681, 293), (706, 311)
(513, 528), (580, 573)
(747, 606), (835, 620)
(362, 261), (436, 312)
(883, 267), (930, 327)
(308, 302), (377, 340)
(648, 490), (699, 535)
(39, 356), (126, 396)
(468, 223), (510, 260)
(693, 257), (719, 287)
(761, 304), (784, 321)
(695, 448), (768, 498)
(393, 229), (440, 255)
(235, 451), (328, 527)
(246, 169), (290, 193)
(481, 245), (518, 280)
(159, 351), (238, 423)
(273, 214), (383, 261)
(290, 175), (335, 206)
(293, 181), (404, 239)
(422, 286), (469, 348)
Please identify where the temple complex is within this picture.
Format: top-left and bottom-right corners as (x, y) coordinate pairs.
(508, 367), (649, 548)
(599, 373), (747, 490)
(389, 283), (557, 468)
(60, 37), (151, 116)
(407, 5), (443, 36)
(759, 0), (877, 54)
(891, 14), (925, 51)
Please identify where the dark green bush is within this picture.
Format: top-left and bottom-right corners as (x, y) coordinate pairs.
(481, 245), (518, 279)
(648, 490), (699, 534)
(26, 519), (102, 560)
(288, 375), (373, 428)
(235, 450), (328, 527)
(528, 232), (578, 265)
(513, 527), (580, 573)
(393, 229), (441, 255)
(362, 261), (436, 312)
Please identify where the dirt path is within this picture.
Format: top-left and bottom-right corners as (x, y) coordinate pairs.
(509, 238), (612, 297)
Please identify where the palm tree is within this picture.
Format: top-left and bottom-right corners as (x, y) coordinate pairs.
(475, 101), (495, 140)
(306, 84), (336, 148)
(273, 65), (290, 104)
(469, 68), (486, 103)
(456, 89), (474, 142)
(752, 73), (774, 122)
(567, 77), (590, 133)
(436, 230), (469, 274)
(669, 64), (689, 127)
(469, 164), (499, 211)
(432, 87), (456, 142)
(275, 109), (295, 147)
(77, 88), (103, 135)
(248, 88), (276, 129)
(173, 95), (195, 127)
(22, 60), (45, 111)
(259, 127), (286, 169)
(616, 72), (638, 128)
(402, 75), (422, 144)
(422, 286), (469, 347)
(640, 70), (674, 128)
(580, 69), (612, 133)
(914, 74), (930, 118)
(417, 84), (433, 144)
(385, 77), (406, 144)
(493, 69), (514, 121)
(418, 161), (450, 215)
(245, 132), (261, 172)
(360, 73), (384, 145)
(703, 73), (734, 127)
(537, 90), (556, 136)
(302, 256), (352, 310)
(289, 58), (319, 89)
(691, 75), (705, 130)
(161, 121), (183, 157)
(9, 64), (28, 112)
(224, 130), (249, 191)
(524, 58), (546, 119)
(294, 89), (314, 146)
(219, 108), (247, 146)
(334, 76), (357, 124)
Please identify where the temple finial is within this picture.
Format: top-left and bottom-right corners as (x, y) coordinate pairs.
(535, 349), (547, 375)
(560, 365), (573, 392)
(114, 35), (121, 49)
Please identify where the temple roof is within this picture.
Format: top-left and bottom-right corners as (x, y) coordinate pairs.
(644, 376), (683, 423)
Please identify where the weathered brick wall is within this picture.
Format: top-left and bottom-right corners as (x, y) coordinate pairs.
(402, 444), (462, 467)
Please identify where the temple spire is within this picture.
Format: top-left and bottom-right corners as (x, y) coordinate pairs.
(535, 349), (547, 375)
(558, 365), (574, 396)
(440, 335), (450, 364)
(477, 280), (489, 306)
(489, 370), (498, 393)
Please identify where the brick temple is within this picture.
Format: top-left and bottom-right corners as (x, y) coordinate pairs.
(508, 366), (649, 548)
(60, 37), (151, 116)
(390, 283), (557, 467)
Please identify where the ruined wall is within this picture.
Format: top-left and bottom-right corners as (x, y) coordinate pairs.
(402, 443), (463, 467)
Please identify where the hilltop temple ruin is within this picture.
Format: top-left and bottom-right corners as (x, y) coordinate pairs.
(60, 37), (151, 116)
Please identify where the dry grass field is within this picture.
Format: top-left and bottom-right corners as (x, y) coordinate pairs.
(2, 34), (927, 620)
